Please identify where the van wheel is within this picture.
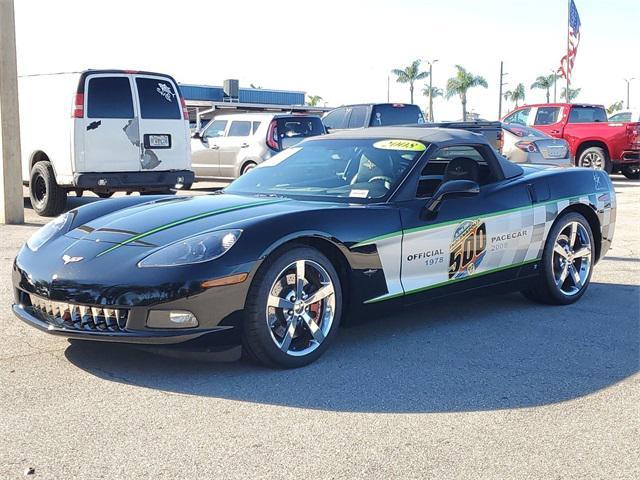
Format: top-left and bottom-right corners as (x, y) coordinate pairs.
(578, 147), (612, 173)
(29, 161), (66, 216)
(96, 192), (113, 199)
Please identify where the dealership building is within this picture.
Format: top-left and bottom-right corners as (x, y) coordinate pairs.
(179, 79), (328, 129)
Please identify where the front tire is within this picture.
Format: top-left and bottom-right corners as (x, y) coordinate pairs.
(622, 165), (640, 180)
(242, 246), (342, 368)
(29, 161), (66, 216)
(522, 212), (594, 305)
(578, 146), (612, 173)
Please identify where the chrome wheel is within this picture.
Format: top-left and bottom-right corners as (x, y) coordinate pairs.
(265, 259), (335, 357)
(581, 151), (604, 169)
(552, 221), (592, 296)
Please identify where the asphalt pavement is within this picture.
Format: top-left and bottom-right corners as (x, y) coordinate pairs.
(1, 178), (638, 479)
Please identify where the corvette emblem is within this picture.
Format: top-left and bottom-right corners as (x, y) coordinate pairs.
(62, 254), (83, 265)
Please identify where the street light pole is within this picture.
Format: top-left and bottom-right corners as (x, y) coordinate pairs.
(498, 61), (508, 119)
(426, 59), (438, 122)
(624, 78), (636, 109)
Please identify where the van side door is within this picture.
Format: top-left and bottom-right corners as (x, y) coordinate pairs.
(82, 74), (140, 172)
(133, 75), (189, 171)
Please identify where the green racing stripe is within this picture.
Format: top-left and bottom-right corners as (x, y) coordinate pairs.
(96, 198), (288, 257)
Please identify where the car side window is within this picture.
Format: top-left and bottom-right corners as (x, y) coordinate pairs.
(323, 108), (348, 129)
(534, 107), (561, 125)
(568, 106), (608, 123)
(503, 108), (531, 126)
(252, 121), (262, 134)
(203, 120), (227, 139)
(227, 121), (252, 137)
(417, 146), (497, 198)
(347, 106), (368, 128)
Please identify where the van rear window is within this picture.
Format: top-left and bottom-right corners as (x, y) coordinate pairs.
(135, 77), (181, 120)
(87, 77), (134, 119)
(370, 104), (425, 126)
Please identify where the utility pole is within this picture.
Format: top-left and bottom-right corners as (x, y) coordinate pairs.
(387, 75), (390, 103)
(498, 61), (508, 119)
(0, 0), (24, 224)
(624, 78), (636, 109)
(426, 59), (438, 122)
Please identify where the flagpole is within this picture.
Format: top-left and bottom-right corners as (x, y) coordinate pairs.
(566, 0), (570, 102)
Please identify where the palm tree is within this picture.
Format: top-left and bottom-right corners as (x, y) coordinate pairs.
(445, 65), (488, 121)
(510, 83), (525, 108)
(530, 74), (556, 103)
(391, 60), (429, 104)
(607, 100), (624, 115)
(422, 85), (443, 121)
(561, 87), (581, 101)
(306, 95), (323, 107)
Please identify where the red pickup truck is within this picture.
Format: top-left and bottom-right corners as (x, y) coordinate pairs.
(503, 103), (640, 179)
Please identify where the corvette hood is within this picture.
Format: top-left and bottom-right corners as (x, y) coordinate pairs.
(65, 194), (309, 255)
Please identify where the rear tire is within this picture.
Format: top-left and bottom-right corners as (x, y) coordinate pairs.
(242, 246), (342, 368)
(622, 165), (640, 180)
(29, 161), (66, 217)
(522, 212), (594, 305)
(578, 146), (612, 173)
(241, 161), (257, 176)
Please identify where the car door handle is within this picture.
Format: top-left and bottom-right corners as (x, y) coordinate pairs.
(210, 144), (219, 150)
(240, 143), (249, 148)
(550, 130), (560, 134)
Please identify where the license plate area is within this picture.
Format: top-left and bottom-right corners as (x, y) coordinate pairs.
(546, 146), (565, 158)
(144, 134), (172, 149)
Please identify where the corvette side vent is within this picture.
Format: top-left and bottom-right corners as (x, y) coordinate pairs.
(29, 295), (128, 332)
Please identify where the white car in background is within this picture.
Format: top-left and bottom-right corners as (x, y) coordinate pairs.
(191, 113), (325, 181)
(501, 123), (572, 167)
(19, 69), (193, 216)
(608, 110), (640, 123)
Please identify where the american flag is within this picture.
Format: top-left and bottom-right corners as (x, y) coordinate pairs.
(558, 0), (581, 80)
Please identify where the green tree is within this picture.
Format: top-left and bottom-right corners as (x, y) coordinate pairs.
(561, 87), (581, 101)
(445, 65), (488, 121)
(606, 100), (624, 115)
(508, 83), (525, 108)
(306, 95), (323, 107)
(422, 85), (443, 121)
(391, 60), (429, 104)
(530, 74), (556, 103)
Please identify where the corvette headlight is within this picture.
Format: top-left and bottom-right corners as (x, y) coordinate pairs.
(26, 213), (72, 251)
(138, 229), (242, 268)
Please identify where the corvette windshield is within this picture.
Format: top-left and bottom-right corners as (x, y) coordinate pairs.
(225, 138), (427, 201)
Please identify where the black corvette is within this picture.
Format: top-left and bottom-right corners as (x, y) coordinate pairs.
(12, 127), (616, 367)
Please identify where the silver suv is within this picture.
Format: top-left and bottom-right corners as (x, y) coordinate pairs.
(191, 112), (325, 180)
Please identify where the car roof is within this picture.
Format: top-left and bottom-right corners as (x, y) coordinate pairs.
(211, 112), (319, 121)
(331, 102), (420, 108)
(319, 126), (490, 146)
(515, 103), (605, 109)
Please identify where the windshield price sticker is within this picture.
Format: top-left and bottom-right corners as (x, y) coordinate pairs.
(349, 189), (369, 198)
(373, 140), (426, 152)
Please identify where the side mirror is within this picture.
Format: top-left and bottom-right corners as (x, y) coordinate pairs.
(192, 131), (201, 140)
(324, 126), (331, 134)
(423, 179), (480, 217)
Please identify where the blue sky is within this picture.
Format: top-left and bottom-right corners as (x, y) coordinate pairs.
(15, 0), (640, 120)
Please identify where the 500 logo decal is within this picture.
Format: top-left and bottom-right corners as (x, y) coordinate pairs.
(449, 220), (487, 279)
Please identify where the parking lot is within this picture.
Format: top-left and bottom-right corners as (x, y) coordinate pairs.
(0, 177), (638, 479)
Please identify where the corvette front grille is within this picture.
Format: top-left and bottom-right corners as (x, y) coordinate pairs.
(28, 295), (128, 332)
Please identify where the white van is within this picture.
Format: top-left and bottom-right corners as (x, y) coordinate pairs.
(19, 69), (193, 216)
